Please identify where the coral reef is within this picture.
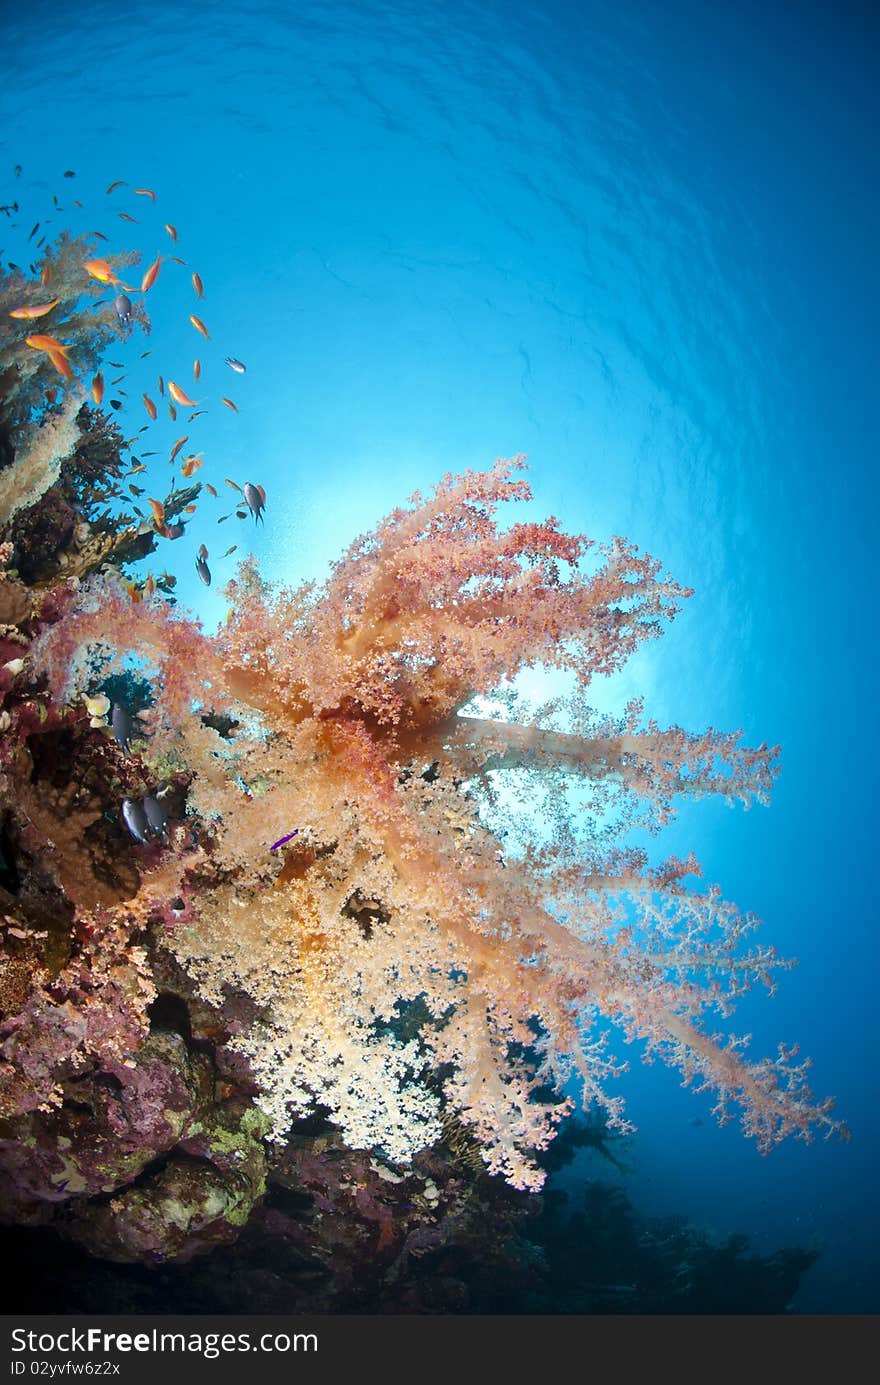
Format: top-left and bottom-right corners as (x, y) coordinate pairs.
(29, 461), (844, 1194)
(0, 1116), (818, 1313)
(0, 223), (843, 1285)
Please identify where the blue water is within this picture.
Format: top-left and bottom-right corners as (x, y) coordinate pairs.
(0, 0), (876, 1310)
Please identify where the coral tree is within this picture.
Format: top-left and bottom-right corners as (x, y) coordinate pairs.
(0, 214), (842, 1273)
(30, 458), (843, 1193)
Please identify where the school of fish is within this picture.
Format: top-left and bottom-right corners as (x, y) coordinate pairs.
(5, 164), (267, 582)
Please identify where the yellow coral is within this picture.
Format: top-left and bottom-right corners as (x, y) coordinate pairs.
(0, 391), (82, 528)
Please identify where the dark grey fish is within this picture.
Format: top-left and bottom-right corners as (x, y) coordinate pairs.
(121, 798), (149, 844)
(195, 555), (211, 586)
(165, 522), (185, 540)
(243, 482), (266, 524)
(63, 169), (75, 178)
(111, 703), (134, 753)
(142, 794), (169, 841)
(113, 293), (133, 326)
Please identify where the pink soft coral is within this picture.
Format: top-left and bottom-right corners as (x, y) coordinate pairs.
(31, 458), (845, 1187)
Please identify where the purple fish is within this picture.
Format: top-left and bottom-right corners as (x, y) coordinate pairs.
(113, 293), (133, 326)
(269, 829), (299, 852)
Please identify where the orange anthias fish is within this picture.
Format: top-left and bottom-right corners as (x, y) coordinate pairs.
(92, 372), (104, 405)
(40, 264), (52, 287)
(221, 397), (238, 412)
(141, 254), (163, 293)
(134, 188), (157, 202)
(181, 455), (203, 477)
(193, 358), (201, 381)
(157, 374), (165, 396)
(205, 482), (218, 497)
(143, 393), (158, 420)
(189, 314), (209, 339)
(192, 271), (204, 299)
(48, 350), (72, 380)
(147, 497), (166, 526)
(25, 333), (70, 355)
(83, 258), (130, 289)
(168, 402), (178, 421)
(9, 298), (59, 319)
(106, 179), (126, 194)
(167, 380), (197, 407)
(164, 223), (178, 241)
(169, 435), (188, 463)
(118, 212), (139, 224)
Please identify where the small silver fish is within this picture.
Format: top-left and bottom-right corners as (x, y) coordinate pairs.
(121, 798), (149, 844)
(142, 794), (169, 841)
(225, 357), (246, 374)
(113, 293), (133, 326)
(111, 703), (134, 753)
(243, 481), (266, 524)
(195, 554), (211, 586)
